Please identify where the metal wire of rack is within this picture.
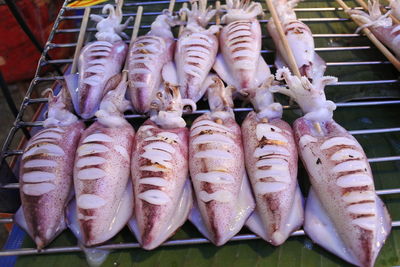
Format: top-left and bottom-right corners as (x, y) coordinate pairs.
(0, 0), (399, 259)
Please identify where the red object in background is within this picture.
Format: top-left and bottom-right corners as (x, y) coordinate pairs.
(0, 0), (74, 83)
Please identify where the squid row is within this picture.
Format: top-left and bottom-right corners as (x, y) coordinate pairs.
(15, 0), (392, 267)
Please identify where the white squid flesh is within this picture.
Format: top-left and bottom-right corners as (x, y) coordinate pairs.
(213, 0), (270, 91)
(189, 75), (255, 246)
(129, 83), (196, 250)
(273, 67), (391, 267)
(241, 76), (304, 246)
(16, 87), (84, 249)
(267, 0), (326, 80)
(70, 77), (135, 246)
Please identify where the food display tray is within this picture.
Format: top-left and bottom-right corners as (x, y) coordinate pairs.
(0, 0), (399, 266)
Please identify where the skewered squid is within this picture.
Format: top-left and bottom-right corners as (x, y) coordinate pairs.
(129, 83), (196, 250)
(128, 10), (178, 113)
(171, 0), (219, 102)
(213, 0), (270, 91)
(347, 0), (400, 59)
(272, 67), (391, 267)
(390, 0), (400, 20)
(188, 75), (255, 246)
(66, 0), (131, 119)
(267, 0), (326, 80)
(241, 76), (304, 246)
(69, 77), (135, 247)
(15, 87), (84, 249)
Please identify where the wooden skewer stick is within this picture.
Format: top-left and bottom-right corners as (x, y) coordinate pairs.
(356, 0), (400, 24)
(215, 1), (221, 25)
(71, 7), (91, 74)
(168, 0), (176, 13)
(265, 0), (301, 77)
(122, 6), (143, 80)
(178, 2), (188, 36)
(336, 0), (400, 71)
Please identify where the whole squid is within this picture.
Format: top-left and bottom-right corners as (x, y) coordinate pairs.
(347, 0), (400, 59)
(273, 67), (391, 267)
(15, 88), (84, 249)
(241, 76), (303, 246)
(213, 0), (270, 91)
(66, 0), (132, 119)
(189, 75), (255, 246)
(172, 0), (219, 102)
(68, 0), (131, 119)
(128, 10), (178, 113)
(267, 0), (326, 80)
(129, 83), (196, 250)
(71, 77), (134, 246)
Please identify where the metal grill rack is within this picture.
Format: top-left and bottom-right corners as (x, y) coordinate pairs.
(0, 0), (399, 259)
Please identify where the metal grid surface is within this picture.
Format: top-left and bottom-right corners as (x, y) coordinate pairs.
(0, 0), (400, 257)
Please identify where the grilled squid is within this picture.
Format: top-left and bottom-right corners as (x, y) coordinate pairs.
(129, 83), (196, 250)
(128, 11), (178, 113)
(273, 67), (391, 267)
(15, 88), (84, 249)
(267, 0), (326, 80)
(390, 0), (400, 20)
(171, 0), (219, 102)
(66, 0), (131, 119)
(241, 76), (303, 246)
(188, 75), (255, 246)
(69, 77), (135, 247)
(213, 0), (270, 91)
(347, 0), (400, 59)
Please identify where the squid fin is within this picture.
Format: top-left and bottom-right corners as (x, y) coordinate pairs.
(246, 183), (304, 245)
(64, 73), (80, 115)
(14, 206), (67, 249)
(310, 52), (327, 81)
(190, 172), (255, 246)
(162, 61), (178, 85)
(304, 187), (360, 266)
(213, 53), (239, 89)
(129, 179), (193, 250)
(255, 56), (272, 87)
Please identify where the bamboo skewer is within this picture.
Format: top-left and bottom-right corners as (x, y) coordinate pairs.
(122, 6), (143, 81)
(265, 0), (301, 77)
(70, 7), (91, 74)
(336, 0), (400, 71)
(215, 1), (221, 26)
(178, 2), (188, 36)
(168, 0), (176, 13)
(355, 0), (400, 24)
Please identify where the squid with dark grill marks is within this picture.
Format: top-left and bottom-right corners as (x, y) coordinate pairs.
(128, 11), (179, 113)
(66, 0), (131, 119)
(68, 77), (135, 247)
(15, 88), (84, 249)
(241, 76), (304, 246)
(171, 0), (220, 102)
(267, 0), (326, 80)
(272, 67), (391, 267)
(129, 83), (196, 250)
(213, 0), (271, 91)
(188, 75), (255, 246)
